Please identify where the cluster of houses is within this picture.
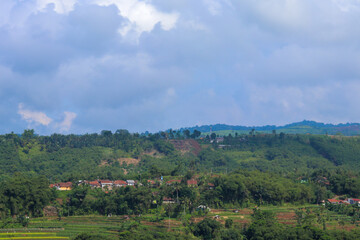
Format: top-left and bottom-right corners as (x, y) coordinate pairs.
(326, 198), (360, 206)
(50, 179), (136, 191)
(50, 178), (215, 192)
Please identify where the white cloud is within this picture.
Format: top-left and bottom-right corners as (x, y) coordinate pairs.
(94, 0), (179, 38)
(18, 103), (53, 126)
(203, 0), (222, 15)
(332, 0), (360, 12)
(36, 0), (78, 14)
(57, 111), (77, 132)
(17, 104), (76, 132)
(202, 0), (233, 16)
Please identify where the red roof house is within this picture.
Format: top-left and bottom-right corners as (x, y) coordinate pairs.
(166, 179), (181, 185)
(187, 179), (198, 187)
(113, 180), (127, 187)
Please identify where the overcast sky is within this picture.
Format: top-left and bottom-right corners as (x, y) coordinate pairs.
(1, 0), (360, 134)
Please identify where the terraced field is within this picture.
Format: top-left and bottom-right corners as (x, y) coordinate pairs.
(0, 205), (358, 239)
(0, 231), (68, 240)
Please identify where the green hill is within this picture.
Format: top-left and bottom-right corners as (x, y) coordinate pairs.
(2, 129), (360, 182)
(183, 120), (360, 136)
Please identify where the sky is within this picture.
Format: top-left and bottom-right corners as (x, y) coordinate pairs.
(1, 0), (360, 134)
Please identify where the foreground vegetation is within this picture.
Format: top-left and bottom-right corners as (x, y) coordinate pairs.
(1, 205), (360, 240)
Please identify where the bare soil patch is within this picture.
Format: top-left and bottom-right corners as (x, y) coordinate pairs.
(276, 212), (296, 220)
(99, 158), (140, 167)
(117, 158), (140, 166)
(141, 150), (162, 158)
(169, 139), (202, 155)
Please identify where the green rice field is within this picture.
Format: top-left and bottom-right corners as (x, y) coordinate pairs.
(0, 205), (358, 239)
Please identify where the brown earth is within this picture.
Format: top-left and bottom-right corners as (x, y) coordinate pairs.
(169, 139), (202, 155)
(117, 158), (140, 166)
(43, 206), (58, 217)
(141, 150), (162, 158)
(100, 158), (140, 167)
(276, 212), (296, 220)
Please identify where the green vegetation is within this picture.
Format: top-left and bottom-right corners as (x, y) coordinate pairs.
(2, 128), (360, 238)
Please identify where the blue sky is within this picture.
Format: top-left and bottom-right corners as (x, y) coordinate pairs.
(1, 0), (360, 134)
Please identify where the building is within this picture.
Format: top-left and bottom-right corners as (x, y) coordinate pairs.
(348, 198), (360, 205)
(100, 180), (113, 190)
(126, 180), (135, 186)
(163, 197), (175, 204)
(147, 180), (157, 187)
(89, 181), (101, 188)
(113, 180), (127, 188)
(50, 182), (72, 191)
(166, 179), (181, 185)
(187, 179), (198, 187)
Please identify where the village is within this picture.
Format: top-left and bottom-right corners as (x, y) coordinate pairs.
(50, 180), (360, 208)
(50, 178), (216, 204)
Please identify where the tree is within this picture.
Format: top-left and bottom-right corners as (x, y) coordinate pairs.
(193, 218), (222, 239)
(245, 208), (285, 240)
(225, 219), (233, 228)
(191, 130), (201, 139)
(183, 130), (191, 139)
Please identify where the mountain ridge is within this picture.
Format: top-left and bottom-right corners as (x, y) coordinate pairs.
(178, 120), (360, 136)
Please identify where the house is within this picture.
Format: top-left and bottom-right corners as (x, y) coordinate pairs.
(210, 137), (224, 144)
(147, 180), (157, 187)
(166, 179), (181, 185)
(59, 182), (72, 191)
(348, 198), (360, 205)
(187, 179), (198, 187)
(327, 199), (347, 204)
(208, 183), (215, 190)
(197, 205), (211, 212)
(126, 180), (135, 186)
(113, 180), (127, 188)
(51, 182), (72, 191)
(89, 181), (101, 188)
(50, 182), (72, 191)
(163, 197), (175, 204)
(100, 180), (113, 190)
(77, 180), (89, 186)
(327, 199), (341, 204)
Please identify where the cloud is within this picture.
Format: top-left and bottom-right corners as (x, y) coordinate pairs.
(2, 0), (360, 134)
(57, 111), (77, 132)
(94, 0), (179, 38)
(18, 103), (53, 126)
(202, 0), (234, 16)
(36, 0), (77, 14)
(17, 104), (77, 133)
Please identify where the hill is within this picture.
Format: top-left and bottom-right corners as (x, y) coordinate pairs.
(181, 120), (360, 136)
(2, 129), (360, 182)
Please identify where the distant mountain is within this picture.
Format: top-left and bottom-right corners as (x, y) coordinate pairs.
(180, 120), (360, 136)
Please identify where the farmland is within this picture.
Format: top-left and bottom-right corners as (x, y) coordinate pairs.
(0, 205), (358, 239)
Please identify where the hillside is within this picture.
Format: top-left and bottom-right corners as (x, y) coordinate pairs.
(182, 120), (360, 136)
(2, 130), (360, 182)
